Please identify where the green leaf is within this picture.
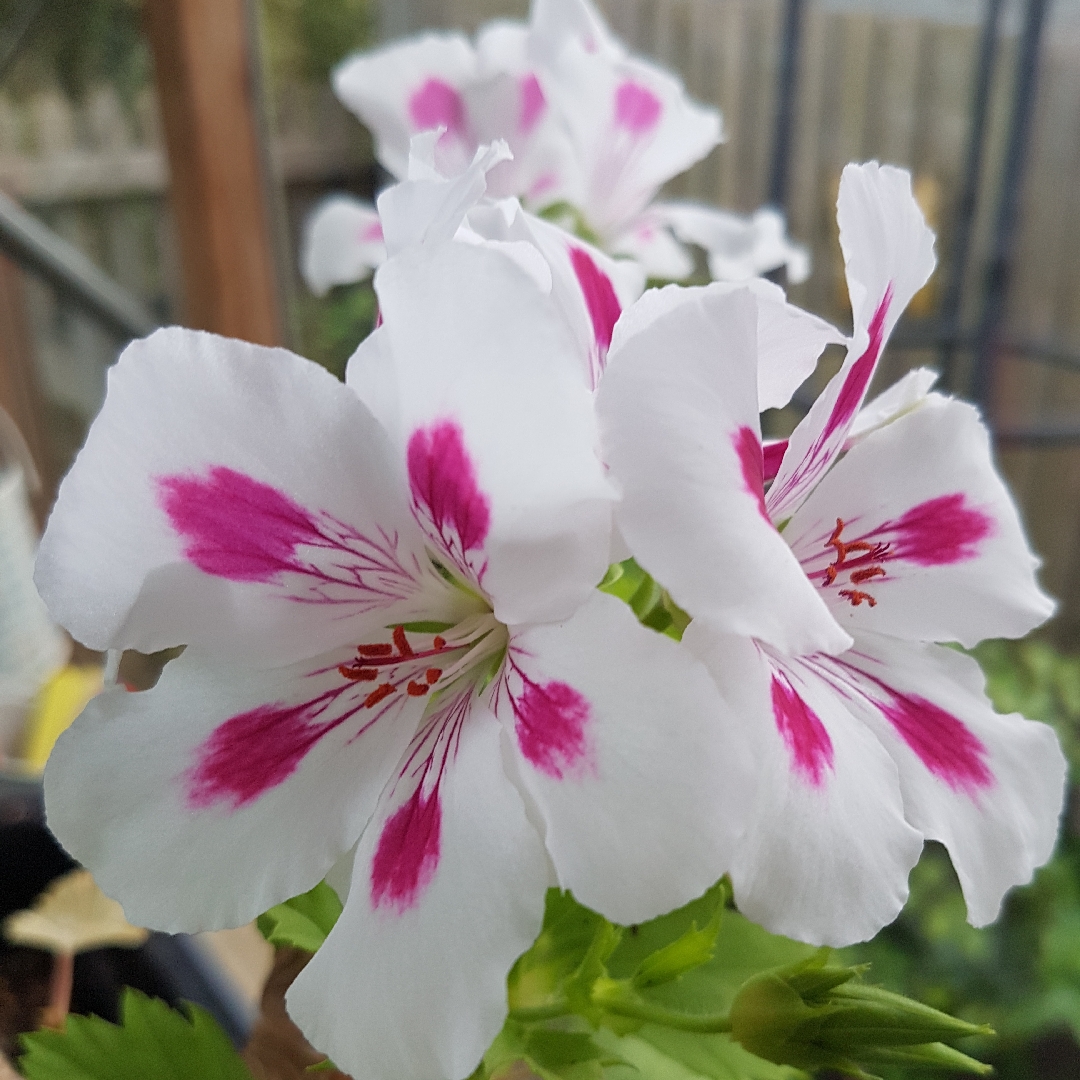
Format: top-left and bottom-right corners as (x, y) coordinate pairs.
(256, 879), (343, 953)
(595, 1029), (805, 1080)
(20, 988), (253, 1080)
(632, 883), (727, 990)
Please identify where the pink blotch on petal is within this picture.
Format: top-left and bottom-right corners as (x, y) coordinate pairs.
(734, 426), (769, 521)
(361, 221), (384, 243)
(408, 78), (466, 135)
(879, 687), (993, 796)
(407, 420), (491, 552)
(158, 467), (319, 583)
(763, 439), (787, 482)
(370, 786), (442, 912)
(614, 81), (662, 134)
(570, 247), (621, 356)
(891, 493), (994, 566)
(515, 679), (593, 780)
(770, 672), (833, 787)
(519, 74), (546, 134)
(823, 287), (893, 442)
(186, 701), (333, 810)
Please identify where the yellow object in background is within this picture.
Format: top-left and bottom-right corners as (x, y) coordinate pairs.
(20, 665), (103, 771)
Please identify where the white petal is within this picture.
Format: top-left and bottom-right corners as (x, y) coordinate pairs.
(684, 624), (923, 946)
(765, 163), (936, 523)
(597, 284), (850, 656)
(333, 34), (478, 180)
(786, 393), (1055, 646)
(35, 328), (429, 662)
(43, 645), (421, 931)
(494, 591), (747, 924)
(826, 635), (1067, 926)
(846, 366), (938, 444)
(377, 139), (512, 256)
(301, 196), (384, 295)
(528, 0), (621, 65)
(288, 705), (548, 1080)
(374, 243), (615, 625)
(609, 214), (694, 281)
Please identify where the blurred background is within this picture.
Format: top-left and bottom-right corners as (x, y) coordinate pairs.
(0, 0), (1080, 1076)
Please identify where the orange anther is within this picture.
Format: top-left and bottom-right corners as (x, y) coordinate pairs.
(339, 665), (378, 682)
(850, 566), (886, 585)
(407, 681), (430, 697)
(358, 642), (393, 657)
(839, 589), (877, 608)
(433, 636), (446, 650)
(364, 683), (395, 708)
(393, 626), (414, 657)
(823, 565), (838, 586)
(425, 668), (442, 684)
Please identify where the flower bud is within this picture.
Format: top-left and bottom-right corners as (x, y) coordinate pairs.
(729, 952), (992, 1077)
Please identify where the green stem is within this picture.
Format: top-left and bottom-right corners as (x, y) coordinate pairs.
(508, 1001), (574, 1023)
(600, 996), (733, 1034)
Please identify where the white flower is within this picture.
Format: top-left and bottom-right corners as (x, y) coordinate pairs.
(597, 161), (1066, 947)
(37, 239), (747, 1078)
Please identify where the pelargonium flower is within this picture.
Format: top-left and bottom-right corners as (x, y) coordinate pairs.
(306, 0), (807, 288)
(597, 161), (1067, 946)
(37, 236), (747, 1079)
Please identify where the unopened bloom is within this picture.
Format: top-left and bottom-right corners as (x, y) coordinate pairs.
(38, 235), (744, 1078)
(597, 161), (1066, 946)
(306, 0), (807, 289)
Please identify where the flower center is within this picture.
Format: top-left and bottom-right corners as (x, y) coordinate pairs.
(821, 518), (890, 607)
(339, 612), (507, 712)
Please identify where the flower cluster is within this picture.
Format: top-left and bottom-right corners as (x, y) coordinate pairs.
(302, 0), (809, 295)
(32, 6), (1066, 1080)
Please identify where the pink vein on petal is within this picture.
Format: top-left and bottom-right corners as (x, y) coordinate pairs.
(514, 677), (593, 780)
(186, 697), (343, 810)
(370, 786), (442, 913)
(158, 467), (320, 583)
(614, 81), (662, 134)
(889, 493), (994, 566)
(519, 74), (546, 134)
(734, 426), (769, 521)
(569, 247), (621, 384)
(408, 78), (466, 135)
(770, 671), (833, 787)
(407, 420), (490, 563)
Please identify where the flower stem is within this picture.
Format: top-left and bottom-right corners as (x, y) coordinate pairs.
(598, 996), (733, 1033)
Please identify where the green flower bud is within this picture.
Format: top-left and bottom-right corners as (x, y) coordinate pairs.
(730, 951), (992, 1078)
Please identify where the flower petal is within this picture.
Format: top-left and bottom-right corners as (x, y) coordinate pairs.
(598, 285), (850, 656)
(494, 591), (749, 924)
(333, 34), (479, 180)
(765, 162), (936, 522)
(35, 328), (431, 662)
(786, 393), (1055, 645)
(609, 212), (695, 281)
(287, 705), (548, 1080)
(374, 242), (615, 625)
(684, 623), (923, 946)
(43, 645), (422, 931)
(824, 634), (1067, 926)
(301, 195), (385, 295)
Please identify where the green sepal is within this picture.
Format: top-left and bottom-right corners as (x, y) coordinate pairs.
(632, 882), (727, 990)
(855, 1040), (994, 1074)
(256, 879), (343, 953)
(19, 988), (253, 1080)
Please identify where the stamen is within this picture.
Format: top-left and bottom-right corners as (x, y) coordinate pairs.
(850, 566), (886, 585)
(407, 681), (430, 697)
(358, 643), (393, 657)
(393, 625), (414, 657)
(839, 589), (877, 607)
(364, 683), (395, 708)
(425, 668), (441, 684)
(339, 665), (378, 682)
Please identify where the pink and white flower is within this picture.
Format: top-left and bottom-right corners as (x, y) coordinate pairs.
(307, 0), (807, 288)
(37, 237), (747, 1078)
(597, 161), (1066, 946)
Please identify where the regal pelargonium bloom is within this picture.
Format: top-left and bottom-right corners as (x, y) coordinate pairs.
(597, 161), (1066, 946)
(37, 240), (747, 1080)
(310, 0), (807, 286)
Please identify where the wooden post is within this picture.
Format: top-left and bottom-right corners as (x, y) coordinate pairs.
(143, 0), (283, 345)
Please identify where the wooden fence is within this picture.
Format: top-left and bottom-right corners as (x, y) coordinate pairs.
(2, 0), (1080, 642)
